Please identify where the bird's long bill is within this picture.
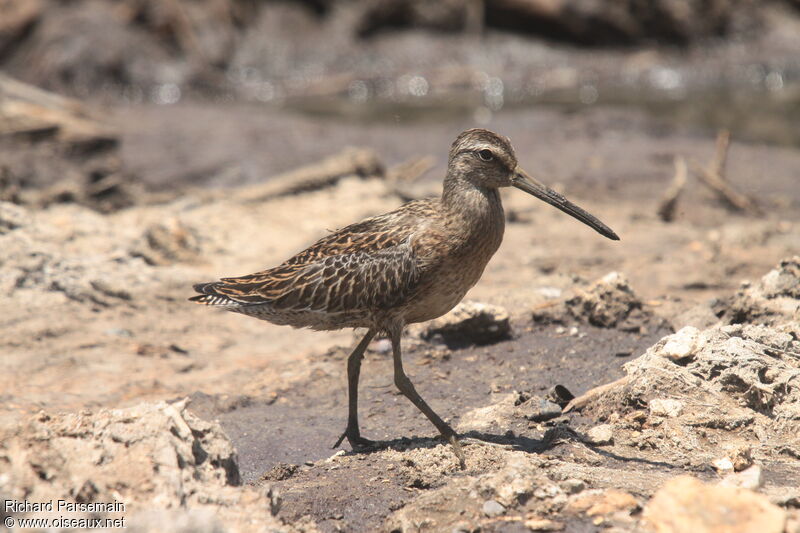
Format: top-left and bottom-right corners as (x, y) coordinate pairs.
(512, 168), (620, 240)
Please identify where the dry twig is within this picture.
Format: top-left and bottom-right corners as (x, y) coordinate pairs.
(657, 155), (688, 222)
(693, 130), (760, 215)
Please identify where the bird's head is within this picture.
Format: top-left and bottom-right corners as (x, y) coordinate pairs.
(448, 128), (619, 241)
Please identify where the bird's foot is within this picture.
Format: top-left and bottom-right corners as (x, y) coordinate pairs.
(332, 429), (380, 452)
(438, 433), (466, 470)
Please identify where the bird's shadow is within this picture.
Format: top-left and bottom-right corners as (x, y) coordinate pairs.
(339, 426), (683, 471)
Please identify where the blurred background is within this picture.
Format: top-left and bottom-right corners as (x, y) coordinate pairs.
(1, 0), (799, 205)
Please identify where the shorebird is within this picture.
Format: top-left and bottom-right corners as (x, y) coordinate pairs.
(191, 129), (619, 466)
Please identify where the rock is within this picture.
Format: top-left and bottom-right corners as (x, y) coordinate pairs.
(564, 272), (660, 331)
(624, 321), (800, 423)
(0, 400), (290, 531)
(717, 256), (800, 324)
(659, 327), (699, 361)
(712, 457), (735, 472)
(482, 499), (506, 517)
(720, 465), (764, 490)
(649, 399), (684, 418)
(643, 476), (786, 533)
(420, 301), (511, 347)
(584, 424), (614, 446)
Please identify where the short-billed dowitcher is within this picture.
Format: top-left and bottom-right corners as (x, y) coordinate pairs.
(191, 129), (619, 466)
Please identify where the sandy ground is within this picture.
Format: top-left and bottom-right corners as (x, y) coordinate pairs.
(2, 98), (799, 531)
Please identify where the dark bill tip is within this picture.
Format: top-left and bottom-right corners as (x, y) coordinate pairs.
(512, 169), (620, 241)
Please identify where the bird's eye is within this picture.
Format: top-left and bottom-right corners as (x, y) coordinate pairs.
(478, 149), (494, 162)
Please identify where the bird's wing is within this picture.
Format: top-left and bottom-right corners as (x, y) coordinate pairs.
(192, 204), (433, 313)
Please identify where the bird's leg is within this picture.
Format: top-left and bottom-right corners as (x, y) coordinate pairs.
(333, 329), (377, 451)
(390, 328), (466, 468)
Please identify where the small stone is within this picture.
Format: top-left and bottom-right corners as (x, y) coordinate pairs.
(524, 517), (565, 531)
(720, 465), (763, 490)
(660, 326), (699, 361)
(482, 499), (505, 517)
(372, 338), (392, 354)
(522, 398), (563, 422)
(712, 457), (735, 473)
(325, 450), (346, 462)
(561, 478), (586, 494)
(649, 398), (684, 418)
(585, 424), (614, 446)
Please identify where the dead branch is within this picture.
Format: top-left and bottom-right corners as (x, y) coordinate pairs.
(657, 155), (688, 222)
(0, 74), (116, 145)
(385, 156), (435, 201)
(233, 148), (384, 202)
(563, 375), (631, 413)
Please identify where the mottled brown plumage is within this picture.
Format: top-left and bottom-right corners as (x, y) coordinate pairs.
(191, 128), (619, 467)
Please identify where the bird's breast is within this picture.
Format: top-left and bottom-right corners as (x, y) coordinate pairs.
(401, 208), (505, 324)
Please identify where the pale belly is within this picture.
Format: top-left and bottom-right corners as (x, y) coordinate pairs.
(401, 258), (491, 324)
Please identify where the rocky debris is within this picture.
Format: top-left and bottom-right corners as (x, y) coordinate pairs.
(717, 256), (800, 325)
(0, 74), (137, 212)
(565, 272), (655, 330)
(563, 488), (640, 520)
(356, 0), (483, 36)
(355, 0), (758, 44)
(130, 218), (202, 266)
(564, 318), (800, 486)
(622, 322), (800, 421)
(417, 300), (511, 347)
(384, 451), (563, 532)
(0, 399), (292, 532)
(0, 206), (152, 306)
(0, 0), (42, 58)
(486, 0), (759, 45)
(642, 476), (787, 533)
(534, 271), (666, 333)
(456, 391), (561, 433)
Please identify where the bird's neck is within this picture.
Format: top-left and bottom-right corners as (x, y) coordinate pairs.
(441, 175), (505, 239)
